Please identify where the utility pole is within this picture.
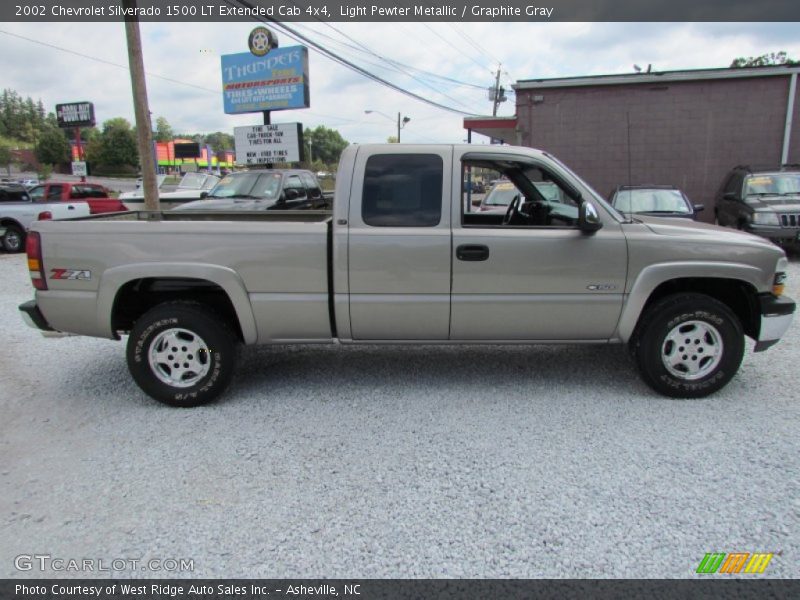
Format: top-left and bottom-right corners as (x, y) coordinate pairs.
(123, 0), (159, 211)
(397, 112), (410, 143)
(491, 66), (502, 117)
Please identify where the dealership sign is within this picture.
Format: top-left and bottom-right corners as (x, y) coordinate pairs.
(220, 47), (310, 114)
(55, 102), (95, 128)
(234, 123), (303, 164)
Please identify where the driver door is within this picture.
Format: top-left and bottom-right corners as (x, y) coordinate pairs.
(450, 152), (627, 340)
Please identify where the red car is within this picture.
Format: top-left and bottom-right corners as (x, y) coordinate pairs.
(28, 182), (127, 214)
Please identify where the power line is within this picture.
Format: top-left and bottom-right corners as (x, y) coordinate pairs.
(0, 28), (364, 125)
(0, 28), (220, 94)
(223, 0), (477, 115)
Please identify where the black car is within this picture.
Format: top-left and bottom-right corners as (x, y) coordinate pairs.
(173, 169), (330, 212)
(609, 185), (702, 220)
(0, 183), (31, 203)
(715, 165), (800, 244)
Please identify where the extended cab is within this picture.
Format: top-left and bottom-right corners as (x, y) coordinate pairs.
(19, 145), (795, 406)
(1, 183), (90, 252)
(28, 182), (127, 214)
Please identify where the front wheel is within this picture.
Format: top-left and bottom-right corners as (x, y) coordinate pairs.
(633, 293), (744, 398)
(127, 302), (239, 407)
(2, 225), (25, 253)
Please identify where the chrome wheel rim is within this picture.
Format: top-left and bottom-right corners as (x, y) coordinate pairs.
(4, 231), (21, 251)
(148, 328), (210, 388)
(661, 320), (723, 381)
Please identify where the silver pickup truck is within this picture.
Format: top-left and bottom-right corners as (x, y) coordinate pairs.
(19, 144), (795, 406)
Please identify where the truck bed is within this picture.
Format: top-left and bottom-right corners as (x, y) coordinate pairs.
(68, 209), (333, 223)
(30, 211), (335, 343)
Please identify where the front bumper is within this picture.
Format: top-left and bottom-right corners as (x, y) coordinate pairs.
(754, 293), (796, 352)
(745, 224), (800, 243)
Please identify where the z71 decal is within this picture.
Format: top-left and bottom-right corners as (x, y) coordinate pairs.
(50, 268), (92, 281)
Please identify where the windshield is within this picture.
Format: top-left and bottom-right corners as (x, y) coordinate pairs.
(744, 173), (800, 196)
(209, 173), (282, 200)
(613, 189), (691, 214)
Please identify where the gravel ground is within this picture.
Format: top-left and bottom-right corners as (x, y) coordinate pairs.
(0, 250), (798, 579)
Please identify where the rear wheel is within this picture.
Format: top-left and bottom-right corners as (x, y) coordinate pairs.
(1, 225), (24, 253)
(633, 293), (744, 398)
(127, 302), (239, 406)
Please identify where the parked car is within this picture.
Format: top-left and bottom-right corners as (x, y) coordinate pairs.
(463, 179), (486, 194)
(19, 178), (39, 189)
(715, 165), (800, 244)
(120, 173), (218, 210)
(28, 182), (127, 214)
(478, 180), (565, 213)
(1, 183), (90, 252)
(609, 185), (702, 220)
(0, 182), (32, 203)
(174, 169), (330, 211)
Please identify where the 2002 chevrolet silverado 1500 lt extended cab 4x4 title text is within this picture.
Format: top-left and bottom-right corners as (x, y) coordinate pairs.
(19, 144), (796, 406)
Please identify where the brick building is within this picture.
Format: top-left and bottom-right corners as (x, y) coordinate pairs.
(466, 65), (799, 223)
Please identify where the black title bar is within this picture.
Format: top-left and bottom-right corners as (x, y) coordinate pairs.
(4, 0), (800, 22)
(3, 579), (800, 600)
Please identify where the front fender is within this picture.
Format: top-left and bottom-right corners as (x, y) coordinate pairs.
(616, 261), (763, 343)
(97, 262), (258, 344)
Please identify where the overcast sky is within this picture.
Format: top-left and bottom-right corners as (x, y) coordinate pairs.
(0, 21), (798, 146)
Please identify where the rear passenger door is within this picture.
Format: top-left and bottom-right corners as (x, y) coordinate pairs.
(347, 148), (452, 340)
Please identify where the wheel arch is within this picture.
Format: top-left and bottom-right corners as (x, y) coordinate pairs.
(99, 263), (258, 344)
(618, 262), (763, 344)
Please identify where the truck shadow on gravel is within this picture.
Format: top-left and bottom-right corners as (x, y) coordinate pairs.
(227, 343), (649, 405)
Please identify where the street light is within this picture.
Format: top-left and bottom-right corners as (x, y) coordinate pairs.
(365, 109), (411, 143)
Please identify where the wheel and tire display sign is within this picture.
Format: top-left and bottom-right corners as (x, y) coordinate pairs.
(234, 123), (303, 165)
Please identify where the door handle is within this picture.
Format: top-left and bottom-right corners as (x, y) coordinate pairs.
(456, 244), (489, 261)
(68, 205), (74, 210)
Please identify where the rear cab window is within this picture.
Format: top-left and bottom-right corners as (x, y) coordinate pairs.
(361, 154), (443, 227)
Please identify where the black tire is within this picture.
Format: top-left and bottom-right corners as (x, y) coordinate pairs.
(633, 293), (744, 398)
(126, 302), (239, 407)
(2, 225), (25, 253)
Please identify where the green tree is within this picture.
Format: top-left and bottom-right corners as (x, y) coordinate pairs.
(0, 142), (13, 176)
(730, 51), (799, 67)
(35, 126), (70, 165)
(204, 131), (235, 154)
(303, 125), (349, 165)
(154, 116), (174, 142)
(86, 118), (139, 171)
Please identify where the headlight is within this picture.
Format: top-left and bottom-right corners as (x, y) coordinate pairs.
(752, 211), (780, 226)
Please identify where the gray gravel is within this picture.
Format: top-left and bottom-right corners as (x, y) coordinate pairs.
(1, 251), (798, 578)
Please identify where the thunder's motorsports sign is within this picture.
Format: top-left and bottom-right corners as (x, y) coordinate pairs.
(221, 46), (310, 114)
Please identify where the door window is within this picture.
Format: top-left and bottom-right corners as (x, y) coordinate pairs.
(46, 185), (63, 200)
(463, 159), (580, 228)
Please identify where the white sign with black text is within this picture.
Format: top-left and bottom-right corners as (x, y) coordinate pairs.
(234, 123), (302, 165)
(71, 161), (87, 176)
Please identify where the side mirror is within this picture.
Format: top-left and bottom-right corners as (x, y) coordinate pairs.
(284, 188), (300, 200)
(693, 203), (705, 212)
(579, 202), (603, 233)
(200, 191), (209, 199)
(723, 192), (739, 201)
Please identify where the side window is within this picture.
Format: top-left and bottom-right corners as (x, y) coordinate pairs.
(462, 159), (580, 228)
(71, 185), (105, 199)
(300, 172), (322, 200)
(29, 186), (46, 202)
(723, 174), (743, 199)
(283, 175), (306, 199)
(362, 154), (442, 227)
(46, 185), (63, 201)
